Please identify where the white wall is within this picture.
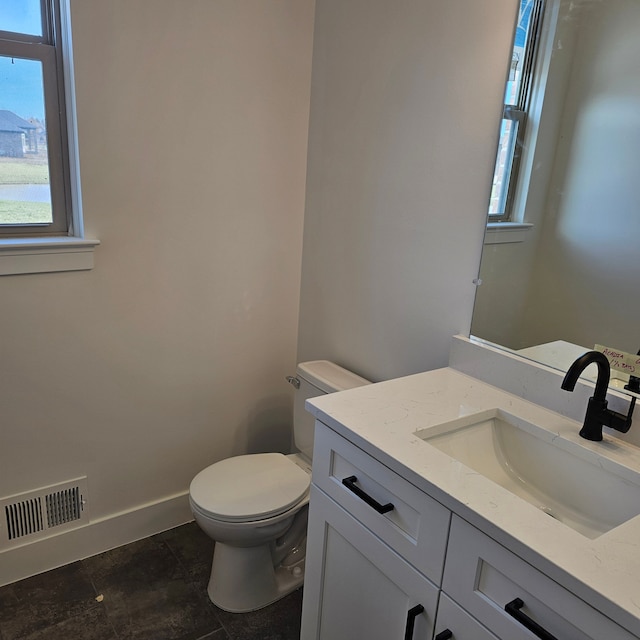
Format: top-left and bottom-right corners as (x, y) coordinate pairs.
(297, 0), (519, 381)
(0, 0), (314, 584)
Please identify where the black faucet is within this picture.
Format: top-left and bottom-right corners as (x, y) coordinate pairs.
(561, 350), (636, 441)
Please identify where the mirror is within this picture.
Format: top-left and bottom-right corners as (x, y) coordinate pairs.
(470, 0), (640, 389)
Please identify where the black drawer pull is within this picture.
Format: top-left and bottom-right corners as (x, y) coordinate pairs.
(505, 598), (558, 640)
(404, 604), (424, 640)
(341, 475), (394, 514)
(434, 630), (453, 640)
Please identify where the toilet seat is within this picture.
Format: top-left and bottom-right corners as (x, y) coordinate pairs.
(189, 453), (310, 523)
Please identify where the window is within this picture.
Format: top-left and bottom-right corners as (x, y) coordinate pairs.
(0, 1), (95, 275)
(0, 0), (73, 237)
(488, 0), (545, 222)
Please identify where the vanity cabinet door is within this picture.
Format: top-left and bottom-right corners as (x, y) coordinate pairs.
(434, 594), (499, 640)
(300, 485), (438, 640)
(443, 516), (636, 640)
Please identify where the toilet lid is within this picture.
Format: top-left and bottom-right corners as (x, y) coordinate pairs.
(189, 453), (310, 522)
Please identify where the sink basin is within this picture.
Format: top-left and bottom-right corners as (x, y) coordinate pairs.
(416, 409), (640, 538)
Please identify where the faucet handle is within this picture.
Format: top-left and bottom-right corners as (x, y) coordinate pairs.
(624, 350), (640, 393)
(604, 396), (636, 434)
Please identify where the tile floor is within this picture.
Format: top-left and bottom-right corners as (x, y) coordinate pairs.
(0, 523), (303, 640)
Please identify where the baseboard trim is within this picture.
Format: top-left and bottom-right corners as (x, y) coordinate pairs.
(0, 491), (193, 587)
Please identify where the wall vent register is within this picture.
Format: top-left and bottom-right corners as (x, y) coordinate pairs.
(0, 477), (89, 550)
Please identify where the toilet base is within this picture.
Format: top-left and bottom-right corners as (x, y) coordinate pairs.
(208, 541), (305, 613)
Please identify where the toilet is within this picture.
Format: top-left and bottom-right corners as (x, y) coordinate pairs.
(189, 360), (370, 613)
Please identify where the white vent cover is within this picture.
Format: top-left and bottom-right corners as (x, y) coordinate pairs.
(0, 477), (89, 550)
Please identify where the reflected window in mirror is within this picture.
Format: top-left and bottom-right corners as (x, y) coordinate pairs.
(472, 0), (640, 391)
(489, 0), (545, 222)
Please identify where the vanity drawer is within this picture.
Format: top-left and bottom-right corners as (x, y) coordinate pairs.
(434, 594), (499, 640)
(312, 420), (451, 584)
(443, 515), (635, 640)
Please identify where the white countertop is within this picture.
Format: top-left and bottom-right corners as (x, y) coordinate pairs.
(306, 367), (640, 636)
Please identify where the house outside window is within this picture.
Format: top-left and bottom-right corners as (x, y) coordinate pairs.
(488, 0), (546, 222)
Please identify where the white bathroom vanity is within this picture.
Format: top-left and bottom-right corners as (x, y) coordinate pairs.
(299, 338), (640, 639)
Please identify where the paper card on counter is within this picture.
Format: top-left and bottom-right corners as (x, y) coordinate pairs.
(595, 345), (640, 376)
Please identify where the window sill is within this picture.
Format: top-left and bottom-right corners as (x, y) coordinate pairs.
(0, 237), (100, 276)
(484, 222), (533, 245)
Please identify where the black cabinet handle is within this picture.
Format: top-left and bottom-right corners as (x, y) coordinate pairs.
(505, 598), (558, 640)
(434, 630), (453, 640)
(341, 475), (394, 514)
(404, 604), (424, 640)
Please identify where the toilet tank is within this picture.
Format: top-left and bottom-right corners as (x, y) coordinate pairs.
(293, 360), (370, 460)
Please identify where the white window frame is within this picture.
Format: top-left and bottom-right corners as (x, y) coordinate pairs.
(0, 0), (98, 275)
(488, 0), (546, 225)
